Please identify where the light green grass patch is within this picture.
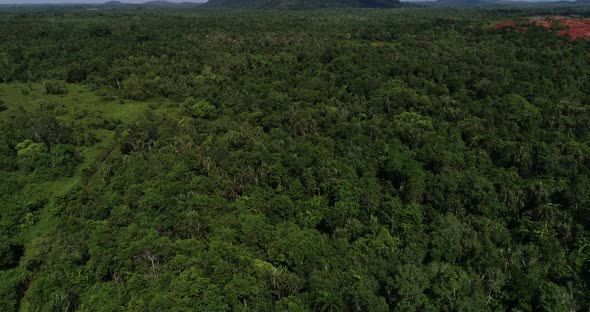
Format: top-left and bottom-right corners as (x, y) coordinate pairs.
(0, 82), (154, 243)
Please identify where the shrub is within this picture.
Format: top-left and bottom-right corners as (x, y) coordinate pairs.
(41, 80), (67, 95)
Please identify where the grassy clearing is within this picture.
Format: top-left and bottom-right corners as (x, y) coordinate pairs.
(1, 82), (153, 170)
(0, 82), (153, 242)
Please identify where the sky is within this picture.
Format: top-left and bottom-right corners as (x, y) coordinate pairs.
(0, 0), (204, 3)
(0, 0), (574, 3)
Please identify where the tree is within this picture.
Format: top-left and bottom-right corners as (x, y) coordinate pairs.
(314, 290), (344, 312)
(31, 113), (71, 149)
(0, 237), (23, 269)
(190, 98), (216, 118)
(392, 112), (435, 149)
(65, 63), (87, 83)
(381, 150), (426, 203)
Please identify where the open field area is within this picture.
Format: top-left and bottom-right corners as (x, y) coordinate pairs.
(495, 16), (590, 40)
(1, 5), (590, 311)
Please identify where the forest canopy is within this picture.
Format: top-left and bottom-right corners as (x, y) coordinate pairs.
(204, 0), (402, 9)
(0, 5), (589, 312)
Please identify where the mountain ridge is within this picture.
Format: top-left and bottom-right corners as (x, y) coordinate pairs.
(204, 0), (403, 9)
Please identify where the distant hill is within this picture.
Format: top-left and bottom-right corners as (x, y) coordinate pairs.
(103, 1), (126, 5)
(204, 0), (402, 9)
(432, 0), (492, 6)
(432, 0), (587, 6)
(141, 1), (204, 6)
(99, 1), (203, 8)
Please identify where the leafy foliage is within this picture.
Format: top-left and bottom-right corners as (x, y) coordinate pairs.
(0, 6), (590, 312)
(205, 0), (402, 9)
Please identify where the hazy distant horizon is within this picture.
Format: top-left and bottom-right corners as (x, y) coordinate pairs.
(0, 0), (577, 4)
(0, 0), (205, 3)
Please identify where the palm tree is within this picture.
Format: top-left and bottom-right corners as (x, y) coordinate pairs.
(315, 290), (344, 312)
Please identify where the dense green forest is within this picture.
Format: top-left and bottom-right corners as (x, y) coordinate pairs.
(204, 0), (401, 9)
(1, 6), (590, 311)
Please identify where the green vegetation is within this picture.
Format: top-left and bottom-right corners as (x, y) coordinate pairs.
(1, 6), (590, 312)
(205, 0), (402, 9)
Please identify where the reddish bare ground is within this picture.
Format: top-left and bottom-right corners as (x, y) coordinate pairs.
(495, 17), (590, 40)
(555, 19), (590, 39)
(494, 22), (518, 29)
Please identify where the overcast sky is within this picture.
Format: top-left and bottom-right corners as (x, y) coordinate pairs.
(0, 0), (204, 3)
(0, 0), (574, 3)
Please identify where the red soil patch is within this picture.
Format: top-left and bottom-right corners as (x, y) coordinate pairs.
(494, 22), (518, 29)
(554, 19), (590, 40)
(495, 17), (590, 40)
